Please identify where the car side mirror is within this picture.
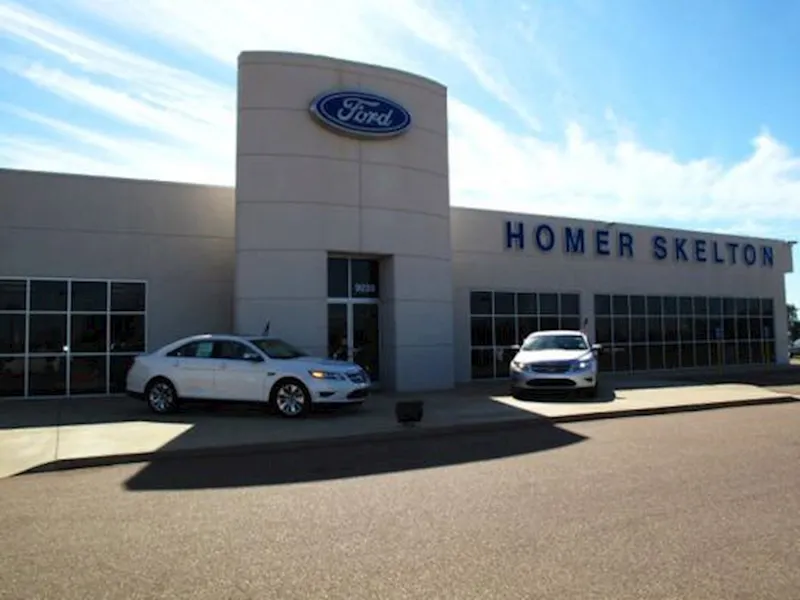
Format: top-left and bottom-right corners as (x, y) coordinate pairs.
(591, 343), (603, 354)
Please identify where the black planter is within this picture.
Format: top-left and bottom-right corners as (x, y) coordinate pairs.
(395, 400), (424, 424)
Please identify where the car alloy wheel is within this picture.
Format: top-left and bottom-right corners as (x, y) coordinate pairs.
(274, 381), (309, 418)
(147, 379), (177, 414)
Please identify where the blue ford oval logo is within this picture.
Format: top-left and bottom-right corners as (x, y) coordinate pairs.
(309, 90), (412, 139)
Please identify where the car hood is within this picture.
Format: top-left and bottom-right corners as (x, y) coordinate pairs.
(513, 349), (592, 364)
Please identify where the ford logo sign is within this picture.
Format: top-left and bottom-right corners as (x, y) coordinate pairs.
(309, 90), (412, 139)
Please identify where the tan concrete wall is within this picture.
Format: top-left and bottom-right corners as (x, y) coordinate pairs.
(0, 169), (236, 350)
(235, 51), (453, 391)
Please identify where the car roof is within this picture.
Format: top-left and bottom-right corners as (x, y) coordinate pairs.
(528, 330), (585, 337)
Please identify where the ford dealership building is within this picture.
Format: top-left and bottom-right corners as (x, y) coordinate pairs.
(0, 51), (793, 399)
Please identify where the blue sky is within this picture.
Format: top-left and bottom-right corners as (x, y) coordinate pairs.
(2, 0), (800, 305)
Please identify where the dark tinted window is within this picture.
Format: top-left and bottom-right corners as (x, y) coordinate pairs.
(72, 281), (107, 312)
(516, 293), (537, 315)
(560, 294), (580, 315)
(327, 258), (349, 298)
(0, 280), (26, 311)
(494, 292), (515, 315)
(168, 341), (214, 358)
(30, 280), (67, 311)
(594, 295), (611, 316)
(351, 259), (379, 298)
(470, 291), (492, 315)
(110, 283), (145, 312)
(539, 294), (558, 314)
(216, 341), (258, 360)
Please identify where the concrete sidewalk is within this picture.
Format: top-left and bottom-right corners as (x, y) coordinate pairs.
(1, 377), (797, 478)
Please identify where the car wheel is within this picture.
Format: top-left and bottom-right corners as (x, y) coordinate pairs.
(145, 377), (179, 414)
(270, 378), (311, 418)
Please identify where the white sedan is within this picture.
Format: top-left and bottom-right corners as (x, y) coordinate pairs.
(125, 333), (371, 418)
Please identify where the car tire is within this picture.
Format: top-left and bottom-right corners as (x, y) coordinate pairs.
(145, 377), (179, 414)
(270, 378), (311, 419)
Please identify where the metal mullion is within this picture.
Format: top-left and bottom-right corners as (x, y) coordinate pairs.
(66, 280), (72, 397)
(24, 279), (30, 398)
(106, 281), (111, 395)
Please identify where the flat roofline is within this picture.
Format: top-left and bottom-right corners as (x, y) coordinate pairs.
(0, 167), (234, 191)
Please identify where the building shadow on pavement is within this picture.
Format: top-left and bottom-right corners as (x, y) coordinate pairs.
(122, 420), (588, 492)
(658, 364), (800, 388)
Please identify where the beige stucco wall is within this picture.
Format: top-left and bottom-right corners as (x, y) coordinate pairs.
(235, 51), (453, 391)
(451, 207), (793, 382)
(0, 168), (236, 350)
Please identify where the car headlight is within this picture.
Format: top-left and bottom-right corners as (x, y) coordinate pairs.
(309, 370), (346, 380)
(572, 359), (594, 371)
(511, 360), (525, 371)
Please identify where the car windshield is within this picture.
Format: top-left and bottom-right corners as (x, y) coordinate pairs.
(249, 338), (307, 359)
(521, 334), (589, 352)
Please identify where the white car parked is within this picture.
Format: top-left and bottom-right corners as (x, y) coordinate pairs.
(126, 333), (371, 418)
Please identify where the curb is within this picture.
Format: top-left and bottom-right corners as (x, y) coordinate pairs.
(18, 394), (799, 476)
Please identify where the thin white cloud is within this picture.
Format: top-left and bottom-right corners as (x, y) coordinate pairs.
(0, 0), (799, 240)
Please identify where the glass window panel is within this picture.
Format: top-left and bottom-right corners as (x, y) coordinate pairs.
(70, 356), (107, 395)
(70, 315), (107, 353)
(723, 297), (736, 315)
(612, 295), (629, 315)
(110, 315), (145, 353)
(664, 344), (679, 369)
(350, 259), (380, 299)
(470, 291), (493, 315)
(110, 282), (145, 312)
(631, 317), (647, 343)
(764, 341), (775, 364)
(0, 357), (25, 397)
(494, 316), (516, 346)
(747, 298), (760, 316)
(595, 317), (612, 344)
(614, 345), (631, 372)
(29, 314), (66, 353)
(680, 343), (695, 368)
(495, 347), (514, 378)
(597, 348), (613, 372)
(678, 296), (693, 315)
(647, 317), (663, 342)
(0, 314), (25, 354)
(710, 341), (722, 366)
(648, 344), (665, 370)
(748, 317), (762, 340)
(663, 317), (678, 343)
(663, 296), (677, 316)
(735, 298), (748, 317)
(724, 342), (737, 365)
(494, 292), (515, 315)
(631, 345), (648, 371)
(737, 341), (750, 364)
(708, 297), (722, 316)
(0, 280), (26, 311)
(736, 316), (749, 340)
(709, 318), (723, 341)
(594, 295), (611, 316)
(539, 294), (558, 314)
(630, 295), (646, 315)
(695, 343), (710, 367)
(761, 298), (774, 316)
(28, 356), (67, 396)
(560, 294), (580, 315)
(613, 317), (630, 343)
(679, 317), (693, 341)
(71, 281), (107, 312)
(327, 258), (349, 298)
(694, 317), (708, 341)
(167, 341), (214, 358)
(723, 317), (736, 339)
(763, 317), (774, 339)
(470, 317), (493, 346)
(471, 349), (495, 379)
(749, 341), (764, 364)
(647, 296), (662, 316)
(517, 316), (538, 339)
(516, 293), (537, 315)
(693, 297), (708, 315)
(110, 355), (137, 393)
(539, 316), (559, 331)
(30, 280), (67, 312)
(560, 316), (581, 331)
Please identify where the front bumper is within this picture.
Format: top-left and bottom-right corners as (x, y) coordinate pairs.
(510, 362), (597, 395)
(306, 377), (371, 404)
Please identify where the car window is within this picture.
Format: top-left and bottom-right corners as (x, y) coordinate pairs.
(521, 335), (588, 352)
(249, 338), (307, 359)
(167, 341), (214, 358)
(215, 341), (256, 360)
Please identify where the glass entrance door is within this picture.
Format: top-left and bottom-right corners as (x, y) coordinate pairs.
(326, 302), (380, 382)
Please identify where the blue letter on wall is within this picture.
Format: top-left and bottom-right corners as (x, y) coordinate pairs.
(674, 237), (689, 262)
(743, 244), (757, 266)
(694, 239), (707, 262)
(564, 227), (585, 254)
(505, 220), (524, 250)
(535, 224), (555, 252)
(652, 235), (667, 260)
(618, 232), (634, 258)
(595, 229), (610, 256)
(762, 246), (774, 267)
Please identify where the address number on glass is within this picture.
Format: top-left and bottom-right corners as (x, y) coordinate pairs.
(353, 283), (377, 295)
